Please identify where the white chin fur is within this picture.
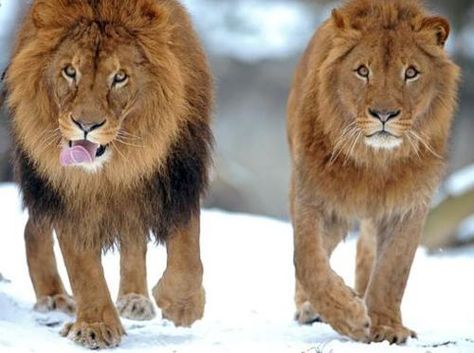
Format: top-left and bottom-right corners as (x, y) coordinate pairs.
(74, 150), (111, 173)
(365, 134), (402, 150)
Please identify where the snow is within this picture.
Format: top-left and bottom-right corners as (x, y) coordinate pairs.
(1, 183), (474, 352)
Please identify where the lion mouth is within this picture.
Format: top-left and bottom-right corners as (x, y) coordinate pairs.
(366, 131), (399, 139)
(60, 140), (108, 166)
(365, 131), (402, 150)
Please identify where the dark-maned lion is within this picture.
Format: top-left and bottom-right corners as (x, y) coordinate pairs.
(6, 0), (213, 348)
(288, 0), (459, 344)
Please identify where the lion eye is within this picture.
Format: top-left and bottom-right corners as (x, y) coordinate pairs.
(63, 65), (77, 80)
(355, 65), (370, 79)
(405, 66), (420, 81)
(113, 71), (128, 86)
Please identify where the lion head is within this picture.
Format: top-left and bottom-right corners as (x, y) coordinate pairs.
(7, 0), (191, 176)
(318, 0), (459, 159)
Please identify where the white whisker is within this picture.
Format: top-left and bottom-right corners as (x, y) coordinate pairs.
(405, 134), (421, 160)
(115, 137), (144, 148)
(111, 142), (127, 162)
(344, 130), (362, 166)
(409, 131), (442, 159)
(329, 125), (359, 165)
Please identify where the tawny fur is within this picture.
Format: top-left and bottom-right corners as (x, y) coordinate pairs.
(6, 0), (213, 349)
(288, 0), (459, 344)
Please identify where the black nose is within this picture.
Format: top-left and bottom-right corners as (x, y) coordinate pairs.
(72, 117), (106, 133)
(368, 109), (401, 123)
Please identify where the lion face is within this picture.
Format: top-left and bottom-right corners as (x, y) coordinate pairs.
(336, 32), (437, 150)
(51, 24), (147, 170)
(321, 3), (459, 156)
(8, 0), (185, 175)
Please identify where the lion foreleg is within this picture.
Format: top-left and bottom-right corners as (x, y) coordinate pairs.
(365, 208), (428, 344)
(292, 196), (370, 342)
(295, 211), (347, 325)
(25, 217), (75, 315)
(116, 236), (156, 321)
(355, 219), (377, 297)
(152, 214), (205, 327)
(56, 230), (125, 349)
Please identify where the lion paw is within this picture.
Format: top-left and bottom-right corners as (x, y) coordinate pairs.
(153, 283), (205, 327)
(34, 294), (76, 315)
(295, 301), (322, 325)
(314, 275), (371, 342)
(322, 295), (371, 342)
(116, 293), (156, 321)
(60, 320), (125, 349)
(371, 324), (416, 344)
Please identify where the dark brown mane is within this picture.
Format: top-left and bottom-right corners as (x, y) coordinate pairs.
(13, 118), (212, 248)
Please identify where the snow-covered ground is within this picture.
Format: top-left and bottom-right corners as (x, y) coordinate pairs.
(1, 183), (474, 353)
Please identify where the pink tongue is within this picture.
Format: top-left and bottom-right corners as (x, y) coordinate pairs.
(60, 140), (99, 166)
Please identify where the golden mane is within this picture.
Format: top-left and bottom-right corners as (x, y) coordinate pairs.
(6, 1), (213, 348)
(288, 0), (459, 345)
(7, 0), (213, 246)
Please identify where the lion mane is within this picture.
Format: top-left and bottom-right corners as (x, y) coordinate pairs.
(288, 0), (459, 344)
(6, 2), (213, 347)
(7, 0), (213, 248)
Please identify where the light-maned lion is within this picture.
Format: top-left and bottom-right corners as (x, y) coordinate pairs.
(6, 0), (212, 349)
(288, 0), (459, 344)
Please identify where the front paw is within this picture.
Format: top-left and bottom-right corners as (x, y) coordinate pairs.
(116, 293), (156, 321)
(60, 320), (125, 349)
(295, 301), (322, 325)
(34, 294), (76, 315)
(371, 324), (416, 344)
(369, 313), (416, 344)
(322, 296), (371, 342)
(153, 281), (205, 327)
(313, 275), (371, 342)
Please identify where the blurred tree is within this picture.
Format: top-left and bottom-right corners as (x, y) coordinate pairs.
(432, 0), (473, 29)
(423, 187), (474, 249)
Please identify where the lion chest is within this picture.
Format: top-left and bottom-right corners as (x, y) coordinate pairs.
(308, 160), (439, 219)
(56, 189), (154, 235)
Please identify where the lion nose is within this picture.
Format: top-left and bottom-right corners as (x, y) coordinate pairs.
(368, 109), (401, 123)
(71, 117), (106, 133)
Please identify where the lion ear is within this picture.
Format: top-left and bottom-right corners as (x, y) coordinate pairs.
(116, 0), (171, 35)
(32, 0), (64, 28)
(420, 16), (450, 47)
(123, 0), (170, 28)
(331, 9), (346, 29)
(32, 0), (92, 29)
(138, 0), (166, 23)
